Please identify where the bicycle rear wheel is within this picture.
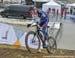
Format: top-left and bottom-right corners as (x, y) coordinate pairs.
(46, 36), (57, 54)
(25, 31), (40, 53)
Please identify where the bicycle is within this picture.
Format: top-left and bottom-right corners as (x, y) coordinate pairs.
(48, 22), (63, 40)
(25, 23), (57, 54)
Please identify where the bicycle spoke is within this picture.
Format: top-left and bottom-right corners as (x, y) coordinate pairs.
(25, 31), (40, 53)
(46, 36), (57, 54)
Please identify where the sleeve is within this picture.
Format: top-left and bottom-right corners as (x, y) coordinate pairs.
(42, 13), (46, 17)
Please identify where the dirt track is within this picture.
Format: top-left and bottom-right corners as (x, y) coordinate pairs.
(0, 44), (75, 58)
(0, 46), (49, 58)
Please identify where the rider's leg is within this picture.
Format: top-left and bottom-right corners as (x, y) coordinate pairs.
(42, 26), (48, 39)
(42, 27), (48, 48)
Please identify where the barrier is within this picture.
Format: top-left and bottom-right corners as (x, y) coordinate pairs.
(0, 23), (41, 48)
(0, 23), (17, 44)
(0, 22), (61, 49)
(13, 28), (26, 46)
(19, 32), (27, 46)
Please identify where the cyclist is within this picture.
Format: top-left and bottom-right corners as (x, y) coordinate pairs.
(27, 7), (49, 48)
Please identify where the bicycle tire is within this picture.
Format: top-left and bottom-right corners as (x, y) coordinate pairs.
(46, 36), (57, 54)
(58, 22), (63, 39)
(25, 31), (41, 53)
(55, 22), (63, 39)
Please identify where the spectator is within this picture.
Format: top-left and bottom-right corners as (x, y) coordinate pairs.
(47, 8), (51, 21)
(64, 8), (67, 19)
(47, 8), (51, 14)
(70, 8), (73, 14)
(52, 8), (55, 17)
(56, 9), (59, 21)
(61, 8), (64, 18)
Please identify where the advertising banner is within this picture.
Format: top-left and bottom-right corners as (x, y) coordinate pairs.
(0, 23), (17, 44)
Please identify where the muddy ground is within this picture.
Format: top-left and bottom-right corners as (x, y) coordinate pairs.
(0, 44), (75, 58)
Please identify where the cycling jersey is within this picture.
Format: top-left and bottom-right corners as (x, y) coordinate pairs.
(36, 9), (49, 27)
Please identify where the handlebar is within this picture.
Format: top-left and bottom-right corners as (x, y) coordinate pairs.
(27, 22), (49, 28)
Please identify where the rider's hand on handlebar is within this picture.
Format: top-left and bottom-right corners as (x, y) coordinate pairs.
(37, 24), (41, 28)
(27, 24), (31, 28)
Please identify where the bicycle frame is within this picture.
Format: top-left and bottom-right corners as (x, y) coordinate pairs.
(35, 26), (43, 42)
(35, 25), (49, 43)
(30, 22), (50, 43)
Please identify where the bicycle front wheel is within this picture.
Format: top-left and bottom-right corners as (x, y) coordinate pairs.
(25, 31), (40, 53)
(47, 36), (57, 54)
